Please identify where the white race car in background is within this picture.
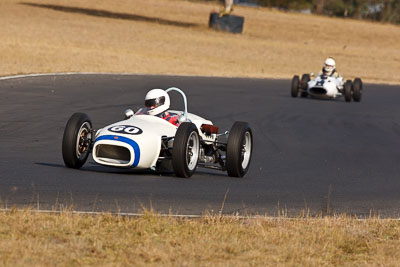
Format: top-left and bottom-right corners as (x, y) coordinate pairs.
(291, 73), (363, 102)
(62, 87), (253, 178)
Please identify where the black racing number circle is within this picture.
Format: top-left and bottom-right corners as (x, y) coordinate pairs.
(108, 125), (143, 135)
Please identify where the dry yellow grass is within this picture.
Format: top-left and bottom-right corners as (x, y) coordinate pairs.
(1, 209), (400, 266)
(0, 0), (399, 84)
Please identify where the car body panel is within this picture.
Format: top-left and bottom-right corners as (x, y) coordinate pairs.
(307, 75), (343, 99)
(92, 112), (215, 169)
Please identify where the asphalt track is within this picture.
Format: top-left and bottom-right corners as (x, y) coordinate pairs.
(1, 74), (400, 217)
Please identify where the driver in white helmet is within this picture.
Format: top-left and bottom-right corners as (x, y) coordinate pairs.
(317, 57), (344, 88)
(320, 57), (339, 77)
(138, 89), (180, 126)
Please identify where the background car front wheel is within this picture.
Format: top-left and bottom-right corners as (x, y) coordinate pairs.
(291, 75), (300, 97)
(62, 113), (92, 169)
(172, 122), (200, 178)
(344, 80), (353, 102)
(226, 121), (253, 178)
(300, 74), (310, 97)
(352, 78), (362, 102)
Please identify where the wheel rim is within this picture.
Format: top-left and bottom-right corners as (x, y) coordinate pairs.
(186, 131), (199, 171)
(241, 131), (252, 169)
(76, 122), (91, 159)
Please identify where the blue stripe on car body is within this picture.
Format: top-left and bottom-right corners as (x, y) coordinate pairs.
(95, 135), (140, 167)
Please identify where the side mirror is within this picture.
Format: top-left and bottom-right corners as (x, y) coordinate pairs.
(124, 109), (134, 119)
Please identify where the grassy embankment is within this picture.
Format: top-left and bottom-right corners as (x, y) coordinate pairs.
(0, 0), (399, 84)
(1, 208), (400, 265)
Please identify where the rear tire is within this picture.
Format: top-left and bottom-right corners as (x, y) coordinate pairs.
(62, 113), (92, 169)
(291, 75), (300, 97)
(344, 80), (352, 102)
(226, 122), (253, 178)
(352, 78), (362, 102)
(172, 122), (200, 178)
(300, 74), (310, 97)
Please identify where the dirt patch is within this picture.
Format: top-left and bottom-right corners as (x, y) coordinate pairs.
(0, 0), (399, 84)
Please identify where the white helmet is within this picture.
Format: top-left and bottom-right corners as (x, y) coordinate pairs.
(144, 89), (170, 116)
(323, 57), (336, 75)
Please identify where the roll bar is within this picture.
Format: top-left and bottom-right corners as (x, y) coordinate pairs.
(165, 87), (188, 122)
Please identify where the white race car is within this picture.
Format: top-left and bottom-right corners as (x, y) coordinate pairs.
(62, 87), (253, 178)
(291, 73), (363, 102)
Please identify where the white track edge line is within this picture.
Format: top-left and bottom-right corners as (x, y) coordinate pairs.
(0, 72), (280, 81)
(1, 208), (399, 220)
(0, 208), (202, 218)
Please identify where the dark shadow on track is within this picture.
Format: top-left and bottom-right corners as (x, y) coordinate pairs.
(21, 2), (199, 28)
(35, 162), (153, 175)
(35, 162), (65, 169)
(35, 162), (229, 178)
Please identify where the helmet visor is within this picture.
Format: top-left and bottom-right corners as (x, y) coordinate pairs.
(324, 64), (334, 72)
(145, 96), (165, 108)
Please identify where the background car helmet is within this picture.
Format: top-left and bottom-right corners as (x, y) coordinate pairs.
(144, 89), (170, 116)
(323, 57), (336, 75)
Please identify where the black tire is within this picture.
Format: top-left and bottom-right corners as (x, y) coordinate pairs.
(300, 74), (310, 97)
(172, 122), (200, 178)
(352, 78), (362, 102)
(226, 122), (253, 178)
(291, 75), (300, 97)
(62, 113), (92, 169)
(344, 80), (353, 102)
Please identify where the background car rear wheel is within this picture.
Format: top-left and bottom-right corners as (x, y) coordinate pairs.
(291, 75), (300, 97)
(62, 113), (92, 169)
(300, 74), (310, 97)
(226, 121), (253, 178)
(344, 80), (353, 102)
(172, 122), (200, 178)
(352, 78), (362, 102)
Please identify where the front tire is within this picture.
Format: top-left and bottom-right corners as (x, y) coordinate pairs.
(300, 74), (310, 97)
(172, 122), (200, 178)
(352, 78), (362, 102)
(226, 122), (253, 178)
(62, 113), (93, 169)
(344, 80), (352, 102)
(291, 75), (300, 97)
